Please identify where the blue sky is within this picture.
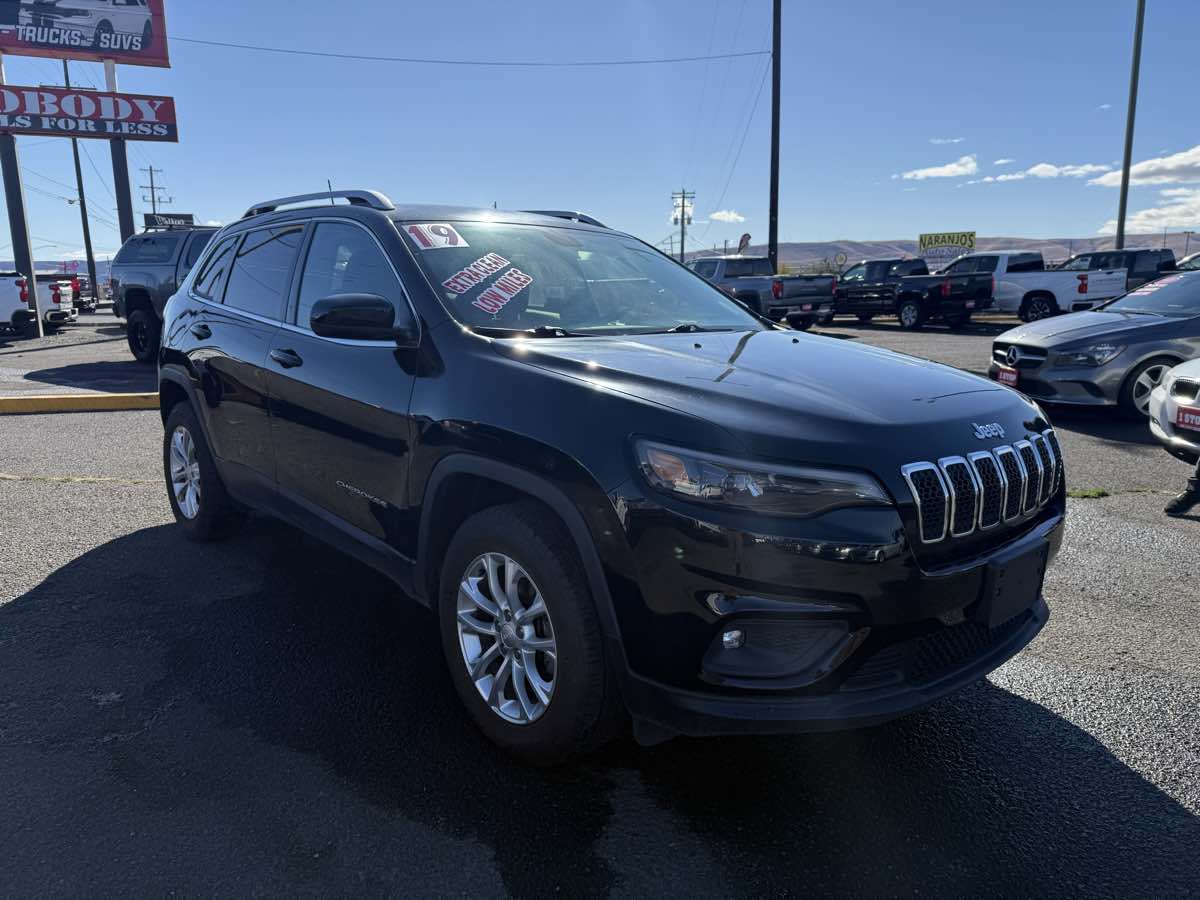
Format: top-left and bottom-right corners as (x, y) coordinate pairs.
(3, 0), (1199, 262)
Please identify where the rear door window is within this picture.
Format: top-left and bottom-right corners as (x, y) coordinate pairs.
(224, 226), (304, 320)
(1006, 254), (1044, 273)
(972, 256), (999, 274)
(1060, 254), (1094, 271)
(692, 260), (719, 280)
(942, 257), (974, 273)
(182, 232), (215, 271)
(192, 236), (238, 301)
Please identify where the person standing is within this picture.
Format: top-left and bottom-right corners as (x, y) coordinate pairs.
(1164, 458), (1200, 517)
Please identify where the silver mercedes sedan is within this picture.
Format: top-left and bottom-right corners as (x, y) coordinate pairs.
(988, 272), (1200, 417)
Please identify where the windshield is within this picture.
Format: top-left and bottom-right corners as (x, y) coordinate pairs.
(399, 221), (764, 334)
(723, 258), (774, 277)
(1102, 273), (1200, 317)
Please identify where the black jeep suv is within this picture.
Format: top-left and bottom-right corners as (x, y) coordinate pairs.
(158, 190), (1065, 763)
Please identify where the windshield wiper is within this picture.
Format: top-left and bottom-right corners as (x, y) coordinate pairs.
(658, 323), (739, 334)
(472, 324), (590, 338)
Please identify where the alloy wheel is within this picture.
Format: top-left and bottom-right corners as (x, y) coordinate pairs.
(169, 426), (202, 519)
(455, 552), (557, 725)
(1026, 298), (1053, 321)
(1133, 363), (1171, 415)
(899, 304), (918, 327)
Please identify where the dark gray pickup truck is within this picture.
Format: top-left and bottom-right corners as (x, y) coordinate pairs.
(835, 257), (994, 330)
(111, 227), (217, 362)
(688, 255), (837, 329)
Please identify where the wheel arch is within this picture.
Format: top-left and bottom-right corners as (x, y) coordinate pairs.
(158, 368), (200, 424)
(415, 454), (624, 647)
(123, 287), (153, 316)
(1020, 289), (1059, 312)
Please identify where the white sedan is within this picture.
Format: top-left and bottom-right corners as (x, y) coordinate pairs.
(1149, 358), (1200, 465)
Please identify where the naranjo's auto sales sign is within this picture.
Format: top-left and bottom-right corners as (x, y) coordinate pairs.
(918, 231), (976, 270)
(0, 84), (176, 141)
(0, 0), (170, 68)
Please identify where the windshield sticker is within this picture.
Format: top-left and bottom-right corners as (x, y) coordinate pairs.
(472, 268), (534, 315)
(442, 253), (511, 295)
(405, 223), (469, 250)
(1130, 275), (1183, 294)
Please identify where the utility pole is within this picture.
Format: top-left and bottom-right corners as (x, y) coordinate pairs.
(767, 0), (781, 273)
(672, 187), (694, 264)
(1185, 231), (1194, 257)
(140, 165), (172, 216)
(62, 60), (98, 311)
(1115, 0), (1146, 250)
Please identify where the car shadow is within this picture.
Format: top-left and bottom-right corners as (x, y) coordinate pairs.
(822, 318), (1016, 337)
(1044, 405), (1159, 448)
(22, 360), (155, 394)
(1, 521), (1196, 896)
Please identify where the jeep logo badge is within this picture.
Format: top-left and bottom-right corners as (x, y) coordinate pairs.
(972, 422), (1005, 440)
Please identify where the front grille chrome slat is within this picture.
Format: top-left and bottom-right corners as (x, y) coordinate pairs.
(903, 429), (1063, 545)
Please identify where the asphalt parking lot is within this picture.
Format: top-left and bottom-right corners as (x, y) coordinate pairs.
(2, 314), (1198, 897)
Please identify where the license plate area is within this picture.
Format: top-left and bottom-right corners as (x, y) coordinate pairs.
(977, 542), (1048, 628)
(996, 366), (1019, 387)
(1176, 405), (1200, 433)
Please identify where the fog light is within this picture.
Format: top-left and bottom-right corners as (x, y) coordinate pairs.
(722, 629), (745, 650)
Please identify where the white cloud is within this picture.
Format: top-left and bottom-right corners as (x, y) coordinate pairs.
(1096, 103), (1112, 110)
(897, 154), (978, 180)
(902, 187), (918, 192)
(1090, 145), (1200, 187)
(204, 219), (222, 227)
(993, 158), (1015, 166)
(709, 209), (745, 224)
(929, 137), (964, 145)
(967, 162), (1111, 184)
(1099, 187), (1200, 234)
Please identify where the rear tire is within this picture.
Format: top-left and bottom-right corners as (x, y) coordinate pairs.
(786, 315), (814, 331)
(897, 299), (924, 330)
(856, 313), (874, 323)
(1119, 356), (1177, 420)
(163, 403), (243, 541)
(1020, 294), (1058, 322)
(438, 501), (621, 765)
(127, 307), (161, 364)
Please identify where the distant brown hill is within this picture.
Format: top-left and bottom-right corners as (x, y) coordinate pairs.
(688, 233), (1197, 269)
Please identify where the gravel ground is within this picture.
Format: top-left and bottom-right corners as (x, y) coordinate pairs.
(0, 312), (153, 396)
(1, 319), (1197, 897)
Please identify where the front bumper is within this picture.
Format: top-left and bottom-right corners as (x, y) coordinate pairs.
(607, 476), (1064, 740)
(1149, 384), (1200, 464)
(986, 354), (1125, 406)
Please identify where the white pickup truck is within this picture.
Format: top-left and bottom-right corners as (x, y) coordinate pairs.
(0, 272), (77, 334)
(939, 251), (1127, 322)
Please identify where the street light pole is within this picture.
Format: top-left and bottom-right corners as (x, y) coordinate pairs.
(767, 0), (781, 273)
(1115, 0), (1146, 250)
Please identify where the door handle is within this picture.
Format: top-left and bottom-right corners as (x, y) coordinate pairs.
(270, 348), (303, 369)
(190, 322), (212, 339)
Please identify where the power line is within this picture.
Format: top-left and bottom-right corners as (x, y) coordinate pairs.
(170, 34), (770, 68)
(682, 0), (721, 186)
(703, 55), (771, 239)
(80, 142), (118, 204)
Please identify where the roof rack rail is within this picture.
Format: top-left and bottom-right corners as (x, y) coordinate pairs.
(522, 210), (607, 228)
(242, 190), (395, 220)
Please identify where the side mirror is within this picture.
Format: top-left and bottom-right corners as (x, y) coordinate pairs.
(310, 293), (416, 344)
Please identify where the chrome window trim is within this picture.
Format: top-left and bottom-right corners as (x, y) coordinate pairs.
(1014, 439), (1043, 513)
(968, 450), (1006, 531)
(993, 445), (1026, 523)
(938, 455), (981, 538)
(900, 461), (948, 545)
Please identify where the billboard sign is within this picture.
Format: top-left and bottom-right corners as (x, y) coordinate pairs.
(0, 84), (176, 140)
(145, 212), (193, 228)
(918, 231), (975, 270)
(0, 0), (170, 68)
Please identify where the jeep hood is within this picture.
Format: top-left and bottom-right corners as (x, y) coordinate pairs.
(491, 329), (1043, 464)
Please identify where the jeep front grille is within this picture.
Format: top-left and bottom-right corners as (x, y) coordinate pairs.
(901, 429), (1063, 544)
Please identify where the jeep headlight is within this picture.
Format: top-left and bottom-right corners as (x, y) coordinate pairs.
(634, 440), (890, 517)
(1054, 343), (1124, 367)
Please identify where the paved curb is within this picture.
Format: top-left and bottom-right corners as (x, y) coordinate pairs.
(0, 392), (159, 415)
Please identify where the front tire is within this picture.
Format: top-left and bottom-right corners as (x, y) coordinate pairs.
(126, 307), (160, 364)
(897, 299), (924, 330)
(438, 502), (619, 765)
(1119, 356), (1177, 419)
(785, 315), (813, 331)
(163, 403), (242, 541)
